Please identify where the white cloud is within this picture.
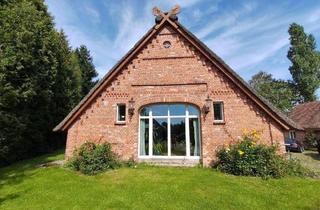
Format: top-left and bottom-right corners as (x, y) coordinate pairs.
(192, 2), (219, 21)
(307, 8), (320, 23)
(197, 3), (320, 77)
(160, 0), (202, 8)
(192, 9), (202, 20)
(111, 3), (153, 54)
(45, 0), (320, 82)
(84, 5), (100, 24)
(195, 2), (257, 39)
(230, 37), (288, 70)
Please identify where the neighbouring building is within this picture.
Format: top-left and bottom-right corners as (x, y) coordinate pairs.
(54, 6), (299, 166)
(287, 101), (320, 143)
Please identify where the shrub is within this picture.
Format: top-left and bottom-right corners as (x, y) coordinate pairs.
(67, 142), (120, 175)
(285, 158), (315, 177)
(304, 131), (320, 154)
(121, 157), (137, 168)
(215, 129), (313, 179)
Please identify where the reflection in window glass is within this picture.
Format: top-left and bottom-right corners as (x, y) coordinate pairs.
(188, 105), (199, 116)
(169, 104), (185, 116)
(153, 118), (168, 155)
(117, 104), (126, 121)
(151, 105), (168, 116)
(213, 102), (224, 121)
(189, 118), (200, 156)
(139, 119), (149, 155)
(140, 107), (150, 116)
(171, 118), (186, 156)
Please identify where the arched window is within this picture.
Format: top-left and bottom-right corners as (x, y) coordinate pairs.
(139, 104), (200, 158)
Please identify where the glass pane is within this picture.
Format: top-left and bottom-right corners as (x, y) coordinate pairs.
(140, 107), (151, 116)
(213, 103), (223, 120)
(190, 118), (200, 156)
(153, 118), (168, 155)
(188, 105), (199, 116)
(171, 118), (186, 156)
(118, 105), (126, 121)
(151, 105), (168, 116)
(169, 104), (186, 116)
(139, 119), (149, 155)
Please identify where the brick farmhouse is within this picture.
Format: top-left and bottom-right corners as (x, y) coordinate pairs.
(54, 8), (299, 166)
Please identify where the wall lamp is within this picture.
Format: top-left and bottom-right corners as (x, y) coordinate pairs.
(128, 97), (135, 118)
(202, 96), (212, 115)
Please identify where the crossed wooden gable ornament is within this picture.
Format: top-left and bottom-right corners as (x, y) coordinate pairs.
(152, 5), (180, 29)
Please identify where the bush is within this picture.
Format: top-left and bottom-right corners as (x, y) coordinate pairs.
(285, 158), (315, 177)
(304, 131), (320, 154)
(121, 157), (138, 168)
(215, 129), (313, 179)
(67, 142), (120, 175)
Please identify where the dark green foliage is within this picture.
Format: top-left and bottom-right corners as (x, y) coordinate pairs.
(69, 52), (83, 103)
(0, 0), (60, 165)
(287, 23), (320, 102)
(0, 0), (97, 166)
(67, 142), (120, 175)
(249, 71), (299, 113)
(215, 132), (313, 179)
(304, 131), (320, 154)
(285, 158), (315, 177)
(74, 45), (98, 98)
(0, 112), (26, 164)
(121, 157), (138, 168)
(49, 30), (79, 123)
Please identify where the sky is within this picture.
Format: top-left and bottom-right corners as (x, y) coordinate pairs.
(45, 0), (320, 88)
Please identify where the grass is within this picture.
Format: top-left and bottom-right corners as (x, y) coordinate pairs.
(290, 150), (320, 173)
(0, 150), (320, 210)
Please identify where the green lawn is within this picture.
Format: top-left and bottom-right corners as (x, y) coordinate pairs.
(290, 150), (320, 173)
(1, 151), (320, 210)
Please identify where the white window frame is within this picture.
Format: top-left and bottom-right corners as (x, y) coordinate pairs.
(138, 104), (200, 159)
(289, 130), (296, 139)
(116, 104), (126, 123)
(213, 101), (224, 123)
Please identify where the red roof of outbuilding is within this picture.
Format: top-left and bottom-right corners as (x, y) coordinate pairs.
(289, 101), (320, 130)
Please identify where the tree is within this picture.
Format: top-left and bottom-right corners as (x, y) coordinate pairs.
(48, 30), (83, 134)
(66, 52), (82, 104)
(74, 45), (98, 98)
(249, 71), (298, 114)
(287, 23), (320, 102)
(0, 0), (77, 165)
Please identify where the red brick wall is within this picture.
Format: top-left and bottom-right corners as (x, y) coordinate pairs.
(65, 24), (286, 166)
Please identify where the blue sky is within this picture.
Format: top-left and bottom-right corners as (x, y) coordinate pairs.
(45, 0), (320, 85)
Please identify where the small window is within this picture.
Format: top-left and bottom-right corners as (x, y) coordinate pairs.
(213, 102), (224, 122)
(289, 131), (296, 139)
(163, 41), (171, 48)
(117, 104), (126, 122)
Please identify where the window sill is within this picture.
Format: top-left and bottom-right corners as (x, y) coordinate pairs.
(213, 121), (225, 125)
(138, 156), (200, 160)
(115, 121), (126, 125)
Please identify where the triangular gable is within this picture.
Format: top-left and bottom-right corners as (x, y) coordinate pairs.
(54, 17), (300, 132)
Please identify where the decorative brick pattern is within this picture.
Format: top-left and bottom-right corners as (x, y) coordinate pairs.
(65, 24), (286, 166)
